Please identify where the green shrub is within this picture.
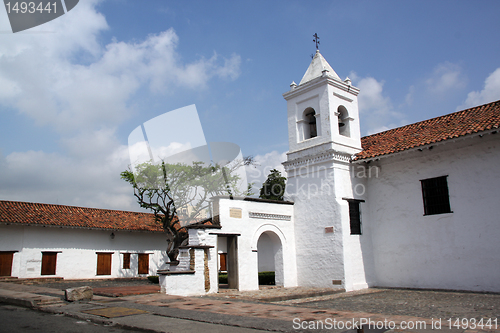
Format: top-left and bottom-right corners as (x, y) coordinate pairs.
(258, 271), (275, 285)
(147, 275), (159, 284)
(218, 271), (275, 285)
(218, 272), (228, 284)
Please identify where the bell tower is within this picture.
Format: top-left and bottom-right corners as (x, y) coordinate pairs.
(283, 50), (364, 290)
(283, 50), (362, 162)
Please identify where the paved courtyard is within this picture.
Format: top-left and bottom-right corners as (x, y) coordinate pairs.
(278, 288), (500, 321)
(1, 279), (499, 332)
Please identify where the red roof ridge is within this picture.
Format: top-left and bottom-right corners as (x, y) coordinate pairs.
(356, 99), (500, 161)
(0, 200), (163, 233)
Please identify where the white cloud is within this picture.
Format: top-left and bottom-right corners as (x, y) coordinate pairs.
(0, 145), (140, 211)
(350, 72), (405, 135)
(0, 1), (242, 210)
(0, 3), (241, 134)
(425, 62), (467, 95)
(246, 150), (287, 195)
(405, 85), (415, 106)
(356, 76), (392, 113)
(151, 142), (193, 162)
(61, 127), (120, 159)
(461, 68), (500, 109)
(214, 53), (242, 80)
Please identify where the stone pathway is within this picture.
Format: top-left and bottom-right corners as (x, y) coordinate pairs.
(129, 292), (440, 327)
(93, 285), (161, 297)
(211, 285), (345, 301)
(2, 280), (499, 332)
(285, 288), (500, 321)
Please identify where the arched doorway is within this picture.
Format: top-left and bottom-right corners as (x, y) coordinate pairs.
(257, 231), (283, 286)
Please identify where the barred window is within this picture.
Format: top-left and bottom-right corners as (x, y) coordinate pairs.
(348, 201), (362, 235)
(343, 198), (364, 235)
(420, 176), (452, 215)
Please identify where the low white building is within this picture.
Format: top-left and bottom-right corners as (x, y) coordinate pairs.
(281, 50), (500, 293)
(159, 197), (297, 296)
(160, 50), (500, 295)
(353, 107), (500, 292)
(0, 201), (168, 279)
(2, 50), (499, 295)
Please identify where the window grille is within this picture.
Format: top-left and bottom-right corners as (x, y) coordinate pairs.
(421, 176), (452, 215)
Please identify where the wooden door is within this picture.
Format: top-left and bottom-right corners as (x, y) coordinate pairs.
(138, 253), (149, 274)
(219, 253), (227, 271)
(41, 252), (57, 275)
(0, 252), (14, 277)
(96, 253), (112, 275)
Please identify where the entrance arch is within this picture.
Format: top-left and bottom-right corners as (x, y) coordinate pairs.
(256, 231), (284, 286)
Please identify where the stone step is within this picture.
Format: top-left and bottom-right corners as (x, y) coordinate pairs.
(0, 277), (19, 282)
(30, 295), (66, 308)
(36, 300), (66, 308)
(36, 297), (65, 305)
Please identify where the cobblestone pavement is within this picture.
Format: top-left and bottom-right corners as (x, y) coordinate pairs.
(7, 279), (500, 332)
(207, 285), (345, 301)
(278, 288), (500, 321)
(125, 292), (443, 332)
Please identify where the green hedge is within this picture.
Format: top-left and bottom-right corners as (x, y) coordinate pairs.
(147, 275), (159, 284)
(218, 272), (228, 284)
(218, 271), (275, 285)
(258, 271), (275, 285)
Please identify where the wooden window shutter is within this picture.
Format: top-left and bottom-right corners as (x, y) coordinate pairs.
(421, 175), (452, 215)
(0, 252), (15, 277)
(138, 253), (149, 275)
(41, 252), (57, 275)
(97, 253), (112, 275)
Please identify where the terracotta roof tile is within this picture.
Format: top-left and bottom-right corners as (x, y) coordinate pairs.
(0, 200), (163, 232)
(356, 100), (500, 161)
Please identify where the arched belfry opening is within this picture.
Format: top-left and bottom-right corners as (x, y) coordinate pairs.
(302, 107), (318, 140)
(337, 105), (350, 137)
(257, 231), (284, 286)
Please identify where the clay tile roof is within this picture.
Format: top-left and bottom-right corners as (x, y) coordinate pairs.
(0, 200), (163, 232)
(355, 100), (500, 161)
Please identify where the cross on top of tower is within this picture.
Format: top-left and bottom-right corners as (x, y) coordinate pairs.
(313, 33), (320, 50)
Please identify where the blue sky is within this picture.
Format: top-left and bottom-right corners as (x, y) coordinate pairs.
(1, 0), (499, 211)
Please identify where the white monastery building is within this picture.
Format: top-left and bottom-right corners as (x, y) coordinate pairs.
(0, 201), (167, 279)
(1, 50), (499, 295)
(160, 50), (500, 295)
(281, 50), (500, 293)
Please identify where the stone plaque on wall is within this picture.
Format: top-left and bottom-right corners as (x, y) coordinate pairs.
(229, 208), (242, 218)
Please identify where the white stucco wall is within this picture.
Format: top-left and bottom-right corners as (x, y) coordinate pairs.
(285, 156), (370, 291)
(257, 232), (275, 272)
(188, 229), (219, 294)
(342, 164), (377, 291)
(160, 244), (217, 296)
(362, 133), (500, 292)
(284, 75), (362, 158)
(286, 161), (346, 288)
(283, 60), (365, 291)
(0, 225), (167, 279)
(217, 237), (227, 253)
(214, 197), (297, 291)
